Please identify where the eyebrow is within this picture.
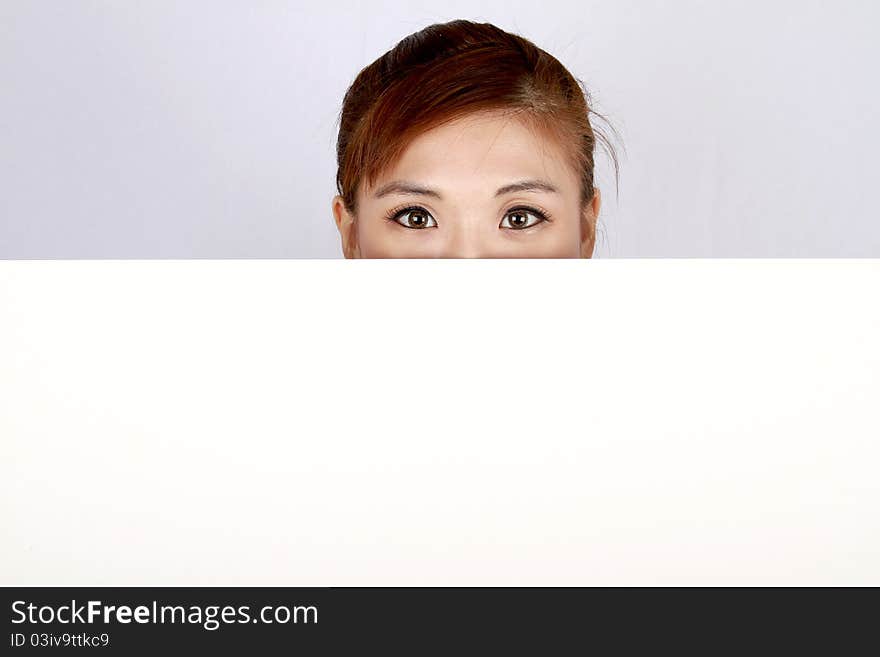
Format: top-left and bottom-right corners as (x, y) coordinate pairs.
(373, 179), (560, 200)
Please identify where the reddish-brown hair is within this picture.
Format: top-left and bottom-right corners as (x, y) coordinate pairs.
(335, 19), (619, 219)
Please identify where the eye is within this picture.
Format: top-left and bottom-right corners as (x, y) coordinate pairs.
(387, 206), (438, 229)
(499, 206), (549, 230)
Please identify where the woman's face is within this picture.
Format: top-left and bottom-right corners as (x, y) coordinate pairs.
(332, 111), (600, 258)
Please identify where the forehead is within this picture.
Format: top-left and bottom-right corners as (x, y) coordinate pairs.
(365, 111), (579, 198)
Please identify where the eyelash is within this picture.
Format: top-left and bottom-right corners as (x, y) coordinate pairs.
(382, 204), (554, 227)
(382, 204), (429, 224)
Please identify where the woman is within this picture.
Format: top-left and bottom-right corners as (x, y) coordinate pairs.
(332, 19), (618, 258)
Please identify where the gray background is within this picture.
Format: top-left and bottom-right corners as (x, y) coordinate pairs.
(2, 0), (878, 258)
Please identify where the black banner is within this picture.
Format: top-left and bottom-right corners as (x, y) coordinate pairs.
(1, 587), (873, 653)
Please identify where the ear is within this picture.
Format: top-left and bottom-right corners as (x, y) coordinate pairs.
(332, 195), (360, 259)
(580, 188), (601, 259)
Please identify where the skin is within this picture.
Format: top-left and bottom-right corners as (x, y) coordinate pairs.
(332, 109), (601, 259)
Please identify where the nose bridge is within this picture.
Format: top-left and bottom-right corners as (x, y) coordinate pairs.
(445, 209), (488, 259)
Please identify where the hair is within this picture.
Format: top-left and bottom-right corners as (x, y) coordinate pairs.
(334, 19), (619, 227)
